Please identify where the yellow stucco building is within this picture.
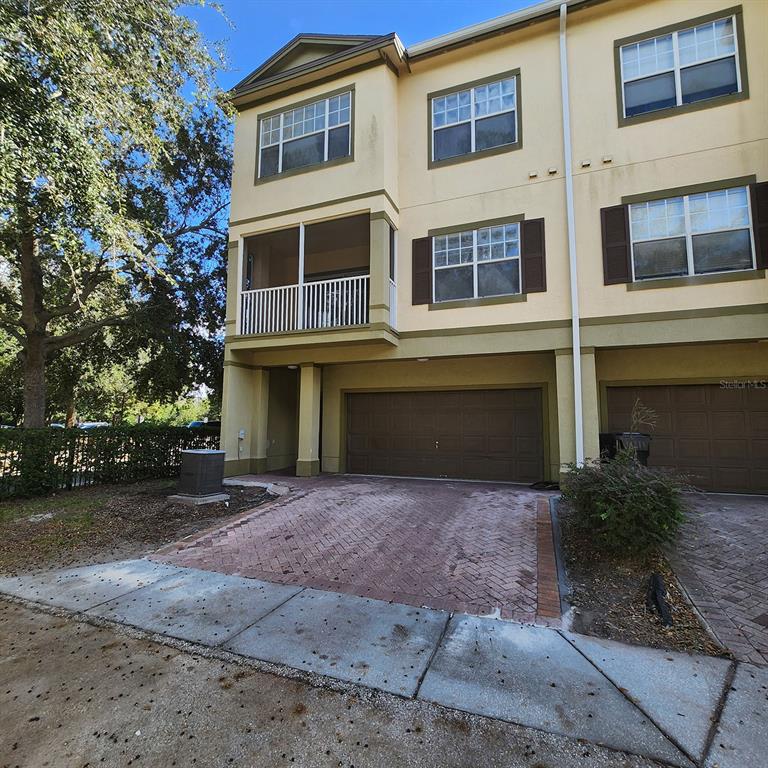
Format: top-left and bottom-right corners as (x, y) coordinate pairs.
(221, 0), (768, 493)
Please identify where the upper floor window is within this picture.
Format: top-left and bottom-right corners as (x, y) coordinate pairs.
(433, 222), (520, 301)
(629, 186), (754, 280)
(429, 72), (520, 166)
(258, 91), (352, 179)
(618, 13), (744, 120)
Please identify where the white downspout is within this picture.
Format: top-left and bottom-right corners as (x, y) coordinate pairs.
(559, 3), (585, 465)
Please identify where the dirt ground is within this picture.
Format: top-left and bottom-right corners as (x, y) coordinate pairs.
(0, 481), (271, 576)
(0, 599), (667, 768)
(558, 506), (726, 658)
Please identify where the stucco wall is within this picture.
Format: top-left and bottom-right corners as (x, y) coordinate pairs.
(230, 64), (399, 229)
(568, 0), (768, 320)
(266, 367), (298, 470)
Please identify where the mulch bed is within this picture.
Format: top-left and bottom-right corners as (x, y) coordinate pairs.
(558, 506), (728, 658)
(0, 481), (272, 576)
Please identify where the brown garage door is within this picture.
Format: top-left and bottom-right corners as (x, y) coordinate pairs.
(346, 388), (544, 483)
(605, 384), (768, 493)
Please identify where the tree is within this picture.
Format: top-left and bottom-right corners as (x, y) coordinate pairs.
(0, 0), (231, 427)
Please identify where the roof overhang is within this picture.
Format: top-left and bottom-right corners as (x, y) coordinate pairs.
(229, 0), (609, 111)
(407, 0), (602, 61)
(230, 33), (407, 111)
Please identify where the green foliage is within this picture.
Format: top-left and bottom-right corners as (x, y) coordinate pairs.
(0, 426), (219, 498)
(560, 448), (688, 554)
(0, 1), (230, 425)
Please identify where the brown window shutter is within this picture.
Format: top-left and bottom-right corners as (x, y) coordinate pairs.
(750, 182), (768, 269)
(520, 218), (546, 293)
(412, 237), (432, 305)
(601, 204), (631, 284)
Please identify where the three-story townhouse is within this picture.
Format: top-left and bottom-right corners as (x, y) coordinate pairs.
(221, 0), (768, 493)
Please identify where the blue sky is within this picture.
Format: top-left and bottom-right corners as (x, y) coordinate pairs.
(188, 0), (536, 90)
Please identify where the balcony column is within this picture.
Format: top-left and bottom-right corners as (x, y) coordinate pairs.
(555, 347), (601, 475)
(555, 348), (576, 472)
(580, 347), (600, 461)
(296, 363), (322, 477)
(220, 358), (269, 476)
(226, 238), (240, 335)
(369, 214), (391, 326)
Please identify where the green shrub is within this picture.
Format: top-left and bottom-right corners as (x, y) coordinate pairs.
(0, 426), (220, 499)
(560, 448), (688, 554)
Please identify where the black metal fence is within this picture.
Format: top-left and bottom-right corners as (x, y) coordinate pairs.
(0, 426), (220, 499)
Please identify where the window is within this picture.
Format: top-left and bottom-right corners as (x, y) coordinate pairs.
(629, 186), (754, 281)
(259, 91), (351, 178)
(430, 74), (518, 164)
(433, 222), (520, 301)
(619, 14), (742, 118)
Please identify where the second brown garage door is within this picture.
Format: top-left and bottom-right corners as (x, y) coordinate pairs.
(346, 388), (544, 483)
(605, 384), (768, 493)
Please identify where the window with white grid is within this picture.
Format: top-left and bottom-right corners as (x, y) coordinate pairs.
(433, 222), (521, 301)
(258, 91), (352, 179)
(619, 14), (742, 118)
(629, 186), (754, 281)
(431, 75), (518, 163)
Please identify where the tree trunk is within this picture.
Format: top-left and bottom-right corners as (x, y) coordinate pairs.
(65, 397), (77, 428)
(17, 193), (48, 428)
(22, 333), (47, 428)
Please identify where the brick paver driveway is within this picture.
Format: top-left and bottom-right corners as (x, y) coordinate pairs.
(668, 493), (768, 666)
(154, 475), (559, 623)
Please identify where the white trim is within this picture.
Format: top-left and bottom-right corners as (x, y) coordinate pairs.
(560, 3), (584, 466)
(409, 0), (582, 57)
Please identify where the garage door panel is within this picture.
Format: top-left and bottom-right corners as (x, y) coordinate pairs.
(463, 435), (486, 452)
(752, 439), (768, 459)
(711, 412), (746, 434)
(750, 413), (768, 437)
(514, 411), (540, 435)
(675, 412), (709, 435)
(486, 413), (516, 436)
(712, 467), (750, 492)
(745, 386), (768, 408)
(516, 458), (545, 482)
(487, 435), (516, 453)
(606, 384), (765, 493)
(672, 386), (708, 409)
(347, 388), (544, 482)
(712, 439), (749, 460)
(709, 386), (743, 408)
(677, 438), (711, 461)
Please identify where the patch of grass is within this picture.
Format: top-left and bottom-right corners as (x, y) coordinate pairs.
(0, 492), (104, 525)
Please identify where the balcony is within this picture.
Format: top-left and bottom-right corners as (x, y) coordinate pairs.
(235, 213), (397, 346)
(240, 274), (370, 335)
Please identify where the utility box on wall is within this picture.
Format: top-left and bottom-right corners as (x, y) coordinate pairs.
(169, 449), (229, 505)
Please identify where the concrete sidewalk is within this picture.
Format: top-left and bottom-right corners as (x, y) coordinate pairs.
(1, 559), (765, 768)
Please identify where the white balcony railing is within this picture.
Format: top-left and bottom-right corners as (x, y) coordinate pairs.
(240, 274), (370, 335)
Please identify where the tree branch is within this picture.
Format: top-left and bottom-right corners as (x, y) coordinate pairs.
(0, 319), (24, 344)
(47, 314), (134, 352)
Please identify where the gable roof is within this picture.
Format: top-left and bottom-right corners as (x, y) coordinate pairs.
(233, 33), (383, 92)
